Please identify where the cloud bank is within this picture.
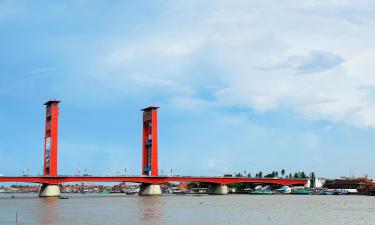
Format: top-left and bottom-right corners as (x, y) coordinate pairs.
(66, 0), (375, 128)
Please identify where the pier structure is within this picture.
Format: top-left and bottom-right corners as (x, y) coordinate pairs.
(208, 184), (229, 195)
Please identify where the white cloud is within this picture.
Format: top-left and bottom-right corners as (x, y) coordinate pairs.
(55, 0), (375, 127)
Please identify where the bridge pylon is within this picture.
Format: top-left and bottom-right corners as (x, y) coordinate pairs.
(140, 106), (161, 196)
(141, 106), (159, 176)
(40, 100), (61, 197)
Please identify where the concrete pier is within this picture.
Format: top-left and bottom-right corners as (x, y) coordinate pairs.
(139, 183), (162, 196)
(39, 184), (60, 197)
(208, 184), (228, 195)
(304, 180), (311, 188)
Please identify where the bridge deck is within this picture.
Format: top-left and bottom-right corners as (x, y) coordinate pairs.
(0, 176), (307, 186)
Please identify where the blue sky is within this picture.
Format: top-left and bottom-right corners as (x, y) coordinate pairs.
(1, 1), (375, 178)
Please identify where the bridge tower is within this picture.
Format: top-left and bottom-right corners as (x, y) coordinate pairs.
(140, 106), (161, 196)
(141, 106), (159, 176)
(43, 100), (60, 176)
(40, 100), (61, 197)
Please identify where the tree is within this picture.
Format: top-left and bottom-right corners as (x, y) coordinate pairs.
(281, 169), (285, 177)
(188, 182), (209, 189)
(247, 173), (252, 178)
(259, 171), (263, 178)
(228, 182), (246, 191)
(310, 172), (316, 187)
(188, 182), (199, 189)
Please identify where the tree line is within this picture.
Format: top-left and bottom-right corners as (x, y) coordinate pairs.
(235, 169), (316, 180)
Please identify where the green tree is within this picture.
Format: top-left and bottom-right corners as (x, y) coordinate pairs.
(264, 173), (274, 178)
(309, 172), (316, 187)
(281, 169), (285, 177)
(228, 183), (247, 191)
(188, 182), (209, 189)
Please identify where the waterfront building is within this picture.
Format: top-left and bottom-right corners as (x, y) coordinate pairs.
(312, 178), (326, 188)
(324, 177), (375, 195)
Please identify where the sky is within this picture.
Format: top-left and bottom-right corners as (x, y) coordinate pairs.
(1, 0), (375, 179)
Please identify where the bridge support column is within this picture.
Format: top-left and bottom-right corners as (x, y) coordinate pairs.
(208, 184), (228, 195)
(39, 184), (60, 197)
(139, 183), (162, 196)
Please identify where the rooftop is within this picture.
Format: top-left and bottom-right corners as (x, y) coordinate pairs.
(141, 106), (160, 111)
(44, 100), (61, 105)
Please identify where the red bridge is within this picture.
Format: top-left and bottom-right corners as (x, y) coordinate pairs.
(0, 100), (307, 196)
(0, 176), (306, 186)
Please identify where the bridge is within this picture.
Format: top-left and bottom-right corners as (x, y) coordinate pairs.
(0, 100), (307, 196)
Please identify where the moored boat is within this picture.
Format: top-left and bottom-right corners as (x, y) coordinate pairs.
(291, 189), (313, 195)
(249, 190), (274, 195)
(126, 188), (139, 195)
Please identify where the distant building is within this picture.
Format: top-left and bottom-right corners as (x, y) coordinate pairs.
(324, 177), (375, 194)
(178, 182), (188, 192)
(313, 178), (326, 188)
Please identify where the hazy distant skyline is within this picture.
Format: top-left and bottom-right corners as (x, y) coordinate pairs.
(1, 1), (375, 178)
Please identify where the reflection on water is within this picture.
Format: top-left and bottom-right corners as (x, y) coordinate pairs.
(137, 196), (163, 224)
(1, 193), (375, 225)
(39, 197), (58, 225)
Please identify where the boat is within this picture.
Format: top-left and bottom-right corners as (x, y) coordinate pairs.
(163, 188), (173, 194)
(317, 189), (334, 195)
(101, 189), (110, 194)
(276, 186), (291, 194)
(291, 189), (313, 195)
(126, 188), (139, 195)
(334, 189), (349, 195)
(241, 188), (253, 194)
(249, 190), (274, 195)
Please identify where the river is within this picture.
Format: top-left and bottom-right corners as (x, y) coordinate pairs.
(1, 193), (375, 225)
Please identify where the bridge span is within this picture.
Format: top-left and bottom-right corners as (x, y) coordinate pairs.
(0, 176), (307, 186)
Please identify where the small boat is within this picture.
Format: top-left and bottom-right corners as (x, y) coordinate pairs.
(276, 186), (291, 194)
(59, 196), (69, 199)
(291, 189), (313, 195)
(101, 189), (110, 194)
(249, 190), (274, 195)
(318, 189), (335, 195)
(163, 188), (173, 194)
(126, 188), (139, 195)
(243, 188), (253, 194)
(334, 189), (349, 195)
